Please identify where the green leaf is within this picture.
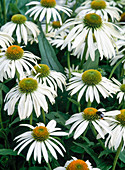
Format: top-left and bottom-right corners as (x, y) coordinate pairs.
(73, 142), (99, 164)
(81, 136), (94, 146)
(73, 142), (112, 169)
(29, 167), (46, 170)
(99, 149), (115, 158)
(5, 0), (11, 13)
(17, 0), (31, 15)
(71, 145), (85, 154)
(46, 111), (69, 127)
(38, 23), (63, 72)
(0, 149), (25, 158)
(2, 84), (10, 93)
(83, 50), (99, 70)
(9, 117), (20, 127)
(68, 97), (80, 106)
(119, 150), (125, 163)
(0, 149), (17, 156)
(0, 90), (3, 106)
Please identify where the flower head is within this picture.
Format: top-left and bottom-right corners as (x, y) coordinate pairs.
(4, 77), (57, 120)
(0, 31), (14, 48)
(111, 78), (125, 104)
(65, 107), (111, 139)
(54, 156), (100, 170)
(25, 0), (72, 24)
(0, 45), (40, 81)
(67, 69), (117, 103)
(14, 120), (68, 163)
(57, 13), (123, 61)
(75, 0), (122, 21)
(1, 14), (40, 45)
(104, 109), (125, 150)
(30, 64), (66, 92)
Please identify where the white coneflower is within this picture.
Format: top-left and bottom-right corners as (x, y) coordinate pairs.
(57, 13), (123, 61)
(107, 0), (125, 8)
(67, 69), (117, 103)
(64, 65), (79, 79)
(4, 77), (56, 120)
(75, 0), (122, 21)
(0, 45), (40, 81)
(65, 107), (111, 139)
(50, 29), (72, 51)
(0, 31), (14, 48)
(105, 109), (125, 150)
(14, 120), (68, 163)
(30, 64), (66, 92)
(110, 40), (125, 69)
(1, 14), (40, 45)
(25, 0), (72, 24)
(112, 78), (125, 104)
(54, 156), (100, 170)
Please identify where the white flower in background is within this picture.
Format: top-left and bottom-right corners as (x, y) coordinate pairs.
(110, 48), (125, 70)
(14, 120), (68, 163)
(25, 0), (72, 24)
(4, 77), (57, 120)
(57, 13), (123, 61)
(76, 0), (122, 21)
(56, 0), (76, 7)
(0, 45), (40, 81)
(110, 40), (125, 68)
(1, 14), (40, 45)
(64, 65), (79, 79)
(112, 78), (125, 104)
(50, 29), (72, 51)
(105, 109), (125, 150)
(0, 31), (14, 48)
(54, 156), (100, 170)
(107, 0), (125, 8)
(65, 107), (111, 139)
(30, 64), (66, 92)
(41, 21), (62, 41)
(67, 69), (117, 103)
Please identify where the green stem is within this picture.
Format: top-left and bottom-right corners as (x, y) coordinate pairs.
(46, 21), (48, 34)
(3, 0), (7, 24)
(30, 113), (33, 125)
(16, 0), (18, 5)
(0, 108), (3, 129)
(42, 109), (46, 124)
(46, 162), (52, 170)
(79, 42), (88, 69)
(87, 99), (91, 107)
(67, 50), (71, 79)
(112, 139), (123, 170)
(90, 123), (105, 150)
(109, 56), (125, 79)
(65, 0), (68, 5)
(16, 70), (20, 82)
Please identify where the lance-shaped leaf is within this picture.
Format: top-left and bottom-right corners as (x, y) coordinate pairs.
(38, 23), (63, 72)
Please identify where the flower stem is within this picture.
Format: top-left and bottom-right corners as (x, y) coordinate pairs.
(67, 50), (71, 79)
(46, 162), (52, 170)
(30, 113), (33, 125)
(3, 0), (7, 24)
(79, 41), (88, 69)
(0, 107), (3, 129)
(112, 139), (123, 170)
(46, 21), (48, 34)
(90, 123), (105, 150)
(87, 99), (91, 107)
(16, 70), (20, 82)
(42, 109), (46, 124)
(109, 56), (125, 79)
